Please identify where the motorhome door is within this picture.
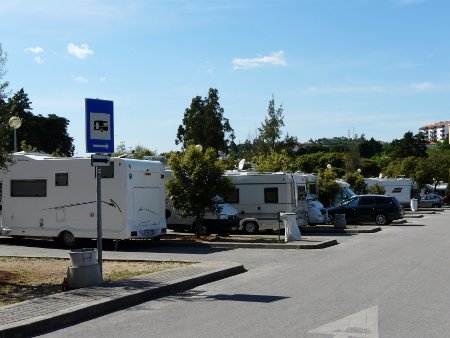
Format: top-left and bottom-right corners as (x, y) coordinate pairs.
(133, 187), (160, 226)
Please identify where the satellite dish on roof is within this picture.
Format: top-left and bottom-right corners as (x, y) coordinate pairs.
(238, 159), (245, 171)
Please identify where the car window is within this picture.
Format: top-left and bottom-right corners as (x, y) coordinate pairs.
(358, 196), (374, 206)
(342, 197), (359, 207)
(375, 196), (390, 205)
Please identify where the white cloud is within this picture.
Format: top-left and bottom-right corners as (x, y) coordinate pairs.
(24, 47), (44, 63)
(406, 82), (450, 92)
(67, 43), (94, 59)
(74, 76), (88, 84)
(302, 85), (385, 94)
(24, 47), (44, 54)
(34, 56), (44, 64)
(232, 50), (287, 70)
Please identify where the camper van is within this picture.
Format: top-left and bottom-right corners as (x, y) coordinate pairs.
(295, 173), (327, 225)
(364, 177), (417, 206)
(224, 171), (309, 233)
(334, 179), (357, 206)
(164, 170), (239, 235)
(0, 152), (167, 247)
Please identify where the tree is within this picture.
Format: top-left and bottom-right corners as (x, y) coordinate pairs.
(257, 95), (284, 153)
(166, 145), (233, 237)
(343, 172), (366, 194)
(386, 131), (428, 158)
(0, 43), (13, 171)
(359, 158), (381, 177)
(317, 167), (341, 207)
(7, 89), (74, 156)
(367, 183), (385, 195)
(358, 137), (383, 158)
(176, 88), (234, 154)
(253, 150), (293, 172)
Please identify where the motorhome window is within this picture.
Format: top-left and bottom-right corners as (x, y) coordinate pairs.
(225, 188), (239, 203)
(297, 186), (306, 200)
(11, 179), (47, 197)
(55, 173), (68, 186)
(100, 163), (114, 178)
(264, 187), (278, 203)
(309, 183), (318, 195)
(392, 187), (402, 193)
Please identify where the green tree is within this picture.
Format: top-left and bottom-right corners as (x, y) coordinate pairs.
(367, 183), (385, 195)
(0, 44), (13, 170)
(386, 131), (428, 158)
(343, 171), (367, 194)
(359, 158), (381, 177)
(166, 145), (233, 237)
(253, 150), (293, 172)
(7, 89), (74, 156)
(257, 95), (284, 153)
(176, 88), (234, 154)
(358, 137), (383, 158)
(317, 167), (341, 207)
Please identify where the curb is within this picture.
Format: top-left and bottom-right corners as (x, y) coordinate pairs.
(0, 261), (245, 338)
(156, 239), (338, 249)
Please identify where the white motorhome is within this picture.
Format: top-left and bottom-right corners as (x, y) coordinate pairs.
(163, 169), (239, 235)
(295, 173), (327, 225)
(223, 171), (309, 233)
(0, 152), (166, 247)
(364, 177), (417, 206)
(334, 179), (357, 206)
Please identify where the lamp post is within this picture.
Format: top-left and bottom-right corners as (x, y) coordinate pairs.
(8, 116), (22, 153)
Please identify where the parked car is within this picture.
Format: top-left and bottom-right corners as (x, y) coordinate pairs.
(307, 199), (328, 225)
(326, 195), (404, 225)
(419, 193), (443, 208)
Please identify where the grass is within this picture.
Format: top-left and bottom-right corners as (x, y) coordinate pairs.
(0, 257), (189, 307)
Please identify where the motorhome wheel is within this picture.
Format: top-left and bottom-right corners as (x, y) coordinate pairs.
(59, 231), (76, 248)
(375, 214), (388, 225)
(243, 221), (259, 234)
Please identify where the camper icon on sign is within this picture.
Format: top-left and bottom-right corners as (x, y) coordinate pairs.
(93, 120), (108, 132)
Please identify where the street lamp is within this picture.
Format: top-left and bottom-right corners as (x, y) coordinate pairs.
(8, 116), (22, 153)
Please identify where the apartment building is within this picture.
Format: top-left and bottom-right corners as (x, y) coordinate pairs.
(419, 121), (450, 142)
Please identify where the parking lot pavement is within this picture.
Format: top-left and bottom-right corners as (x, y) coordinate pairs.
(0, 261), (244, 338)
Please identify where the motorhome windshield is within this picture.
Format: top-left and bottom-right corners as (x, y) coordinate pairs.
(342, 187), (356, 199)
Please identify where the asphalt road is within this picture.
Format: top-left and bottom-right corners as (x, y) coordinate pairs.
(2, 211), (450, 338)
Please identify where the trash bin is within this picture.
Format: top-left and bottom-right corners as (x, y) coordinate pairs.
(280, 212), (301, 242)
(67, 248), (102, 289)
(334, 214), (346, 229)
(410, 198), (418, 212)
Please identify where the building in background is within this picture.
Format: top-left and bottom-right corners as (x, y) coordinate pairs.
(419, 121), (450, 142)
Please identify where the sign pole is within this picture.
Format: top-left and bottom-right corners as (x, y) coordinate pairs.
(96, 164), (103, 277)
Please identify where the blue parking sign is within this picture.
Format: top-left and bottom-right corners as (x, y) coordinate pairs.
(85, 98), (114, 153)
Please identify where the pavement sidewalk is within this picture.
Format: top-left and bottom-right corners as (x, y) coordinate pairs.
(0, 261), (244, 338)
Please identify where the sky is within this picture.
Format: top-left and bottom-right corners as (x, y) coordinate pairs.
(1, 0), (449, 156)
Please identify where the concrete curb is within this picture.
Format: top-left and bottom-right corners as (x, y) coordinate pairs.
(156, 239), (338, 249)
(0, 261), (245, 338)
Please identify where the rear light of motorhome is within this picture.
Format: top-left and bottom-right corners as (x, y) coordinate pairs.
(145, 173), (152, 176)
(131, 231), (137, 237)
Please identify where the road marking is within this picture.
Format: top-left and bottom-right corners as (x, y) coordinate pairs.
(309, 306), (379, 338)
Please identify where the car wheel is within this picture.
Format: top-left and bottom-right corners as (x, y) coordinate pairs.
(325, 215), (334, 225)
(375, 214), (388, 225)
(243, 221), (259, 234)
(59, 231), (76, 248)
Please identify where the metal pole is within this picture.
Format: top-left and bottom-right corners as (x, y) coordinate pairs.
(96, 165), (103, 278)
(13, 129), (17, 152)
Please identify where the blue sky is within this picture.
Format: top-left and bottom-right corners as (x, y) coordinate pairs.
(1, 0), (449, 155)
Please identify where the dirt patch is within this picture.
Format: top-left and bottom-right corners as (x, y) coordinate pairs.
(0, 257), (188, 307)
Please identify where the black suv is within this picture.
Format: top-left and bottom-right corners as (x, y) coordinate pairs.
(326, 195), (404, 225)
